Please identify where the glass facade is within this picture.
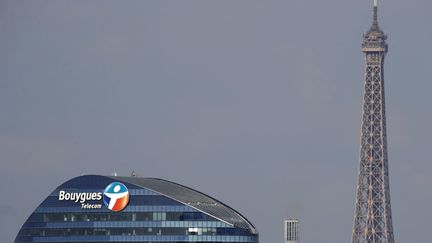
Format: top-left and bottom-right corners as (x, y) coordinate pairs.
(15, 175), (258, 243)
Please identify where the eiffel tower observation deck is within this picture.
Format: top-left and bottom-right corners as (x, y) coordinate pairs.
(352, 1), (395, 243)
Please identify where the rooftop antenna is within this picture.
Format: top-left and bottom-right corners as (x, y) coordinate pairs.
(371, 0), (379, 30)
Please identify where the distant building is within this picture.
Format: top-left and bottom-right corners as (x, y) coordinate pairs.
(15, 175), (258, 243)
(284, 219), (299, 243)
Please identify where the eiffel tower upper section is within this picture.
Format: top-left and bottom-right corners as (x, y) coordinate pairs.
(352, 1), (394, 243)
(362, 0), (388, 53)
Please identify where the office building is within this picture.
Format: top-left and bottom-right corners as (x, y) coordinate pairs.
(15, 175), (258, 243)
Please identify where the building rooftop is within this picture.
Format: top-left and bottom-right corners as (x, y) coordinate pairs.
(110, 176), (257, 234)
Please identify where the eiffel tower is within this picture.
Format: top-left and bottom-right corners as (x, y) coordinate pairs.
(352, 1), (395, 242)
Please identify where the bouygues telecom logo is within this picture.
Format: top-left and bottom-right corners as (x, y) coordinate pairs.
(58, 181), (129, 211)
(103, 182), (129, 212)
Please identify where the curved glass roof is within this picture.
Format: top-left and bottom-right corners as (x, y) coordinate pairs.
(111, 176), (257, 233)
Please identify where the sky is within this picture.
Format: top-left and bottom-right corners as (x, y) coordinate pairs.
(1, 0), (431, 242)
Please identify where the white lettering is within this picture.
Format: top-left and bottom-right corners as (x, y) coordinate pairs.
(81, 203), (102, 209)
(59, 191), (65, 200)
(58, 191), (103, 205)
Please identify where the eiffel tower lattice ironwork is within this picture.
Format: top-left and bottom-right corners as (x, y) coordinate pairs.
(352, 1), (395, 243)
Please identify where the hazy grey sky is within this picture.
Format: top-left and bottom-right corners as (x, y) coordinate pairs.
(1, 1), (431, 242)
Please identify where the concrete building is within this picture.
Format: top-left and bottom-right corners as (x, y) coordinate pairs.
(284, 219), (299, 243)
